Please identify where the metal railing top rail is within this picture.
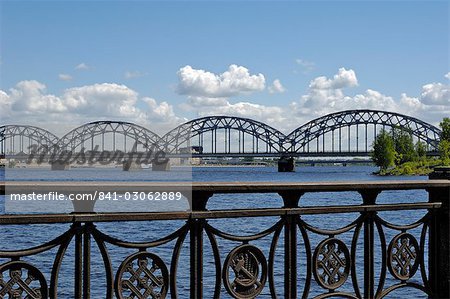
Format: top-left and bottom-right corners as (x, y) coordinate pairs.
(0, 180), (448, 225)
(0, 202), (443, 225)
(1, 179), (450, 194)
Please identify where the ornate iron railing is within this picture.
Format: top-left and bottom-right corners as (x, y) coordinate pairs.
(0, 175), (449, 298)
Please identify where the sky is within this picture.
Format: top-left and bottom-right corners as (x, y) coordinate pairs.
(0, 1), (449, 136)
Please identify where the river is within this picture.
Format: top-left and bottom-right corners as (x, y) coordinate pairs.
(0, 166), (429, 298)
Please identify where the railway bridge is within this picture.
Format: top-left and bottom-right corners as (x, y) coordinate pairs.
(0, 110), (442, 171)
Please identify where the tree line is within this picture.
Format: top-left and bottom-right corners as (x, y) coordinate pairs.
(371, 118), (450, 172)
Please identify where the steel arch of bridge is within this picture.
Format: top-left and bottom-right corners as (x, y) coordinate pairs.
(56, 121), (162, 152)
(0, 110), (443, 156)
(286, 110), (442, 153)
(162, 116), (286, 154)
(0, 125), (59, 154)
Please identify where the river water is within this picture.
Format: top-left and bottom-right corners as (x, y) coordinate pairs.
(0, 166), (430, 298)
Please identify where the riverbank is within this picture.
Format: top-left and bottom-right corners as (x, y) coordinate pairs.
(374, 158), (445, 176)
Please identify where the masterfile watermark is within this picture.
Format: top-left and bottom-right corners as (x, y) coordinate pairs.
(8, 191), (184, 202)
(10, 192), (97, 201)
(4, 135), (193, 213)
(5, 186), (191, 213)
(23, 140), (169, 167)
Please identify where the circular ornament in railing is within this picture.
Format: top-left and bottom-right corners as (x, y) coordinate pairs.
(222, 244), (267, 299)
(115, 251), (169, 299)
(0, 260), (48, 298)
(388, 232), (420, 281)
(313, 238), (350, 290)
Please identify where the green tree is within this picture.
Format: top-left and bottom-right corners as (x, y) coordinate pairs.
(371, 130), (396, 170)
(440, 117), (450, 141)
(439, 139), (450, 164)
(391, 128), (417, 164)
(415, 141), (427, 160)
(439, 118), (450, 164)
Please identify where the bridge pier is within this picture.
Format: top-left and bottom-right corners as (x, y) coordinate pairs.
(122, 160), (142, 171)
(51, 161), (70, 170)
(152, 159), (171, 171)
(278, 157), (295, 172)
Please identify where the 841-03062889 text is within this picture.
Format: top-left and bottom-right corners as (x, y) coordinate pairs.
(97, 191), (183, 201)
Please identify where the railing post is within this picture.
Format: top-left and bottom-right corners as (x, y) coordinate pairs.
(83, 223), (93, 299)
(190, 218), (205, 299)
(74, 222), (92, 299)
(359, 189), (380, 299)
(428, 166), (450, 298)
(279, 191), (303, 299)
(189, 191), (212, 299)
(74, 222), (83, 299)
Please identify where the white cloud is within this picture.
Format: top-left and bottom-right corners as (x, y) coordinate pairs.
(176, 64), (265, 98)
(399, 93), (423, 112)
(309, 68), (358, 90)
(268, 79), (285, 94)
(178, 69), (450, 132)
(2, 70), (450, 136)
(10, 80), (67, 113)
(125, 71), (145, 79)
(445, 72), (450, 80)
(420, 82), (450, 105)
(62, 83), (139, 116)
(290, 70), (450, 127)
(142, 97), (180, 122)
(75, 63), (90, 70)
(195, 100), (289, 130)
(58, 74), (73, 81)
(188, 69), (449, 132)
(0, 90), (12, 119)
(292, 68), (370, 118)
(60, 83), (185, 132)
(295, 59), (315, 73)
(0, 90), (10, 104)
(0, 81), (183, 135)
(187, 97), (229, 107)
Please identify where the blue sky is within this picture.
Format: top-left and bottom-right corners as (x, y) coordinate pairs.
(0, 1), (449, 134)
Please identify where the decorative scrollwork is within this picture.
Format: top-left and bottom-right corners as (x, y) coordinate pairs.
(313, 238), (350, 290)
(223, 244), (267, 299)
(0, 261), (48, 299)
(388, 232), (419, 281)
(114, 251), (169, 299)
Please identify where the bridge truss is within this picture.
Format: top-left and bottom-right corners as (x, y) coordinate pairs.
(163, 116), (286, 154)
(0, 110), (443, 158)
(287, 110), (442, 153)
(0, 125), (59, 155)
(56, 121), (162, 153)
